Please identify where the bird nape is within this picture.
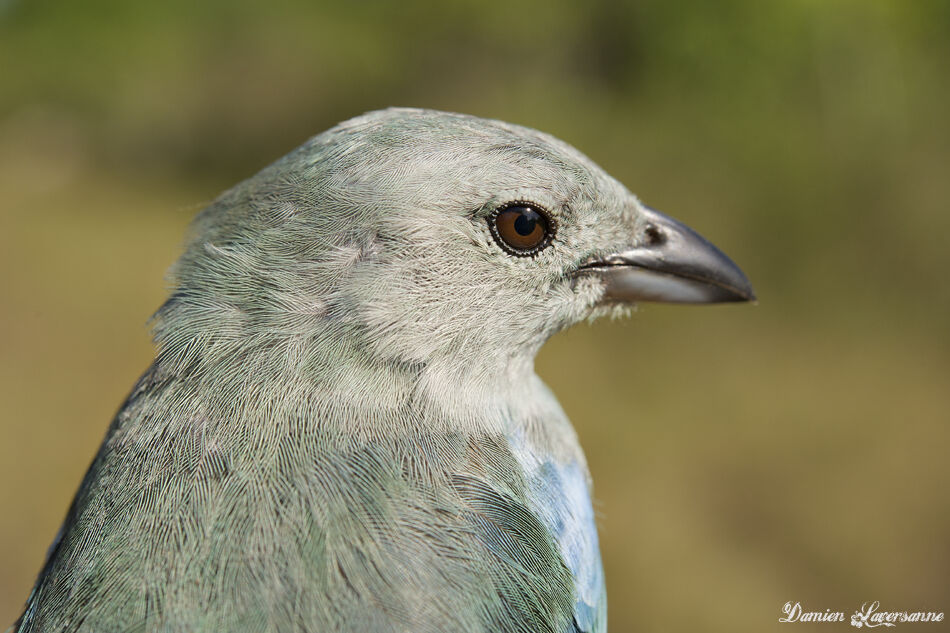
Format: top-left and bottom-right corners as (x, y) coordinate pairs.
(15, 108), (753, 633)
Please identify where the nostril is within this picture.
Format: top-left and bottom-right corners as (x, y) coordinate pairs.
(643, 224), (665, 246)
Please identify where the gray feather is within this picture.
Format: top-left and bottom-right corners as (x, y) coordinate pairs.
(15, 108), (651, 632)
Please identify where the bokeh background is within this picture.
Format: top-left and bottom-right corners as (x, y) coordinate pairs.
(2, 1), (948, 630)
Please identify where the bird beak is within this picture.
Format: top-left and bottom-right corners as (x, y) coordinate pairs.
(575, 206), (756, 304)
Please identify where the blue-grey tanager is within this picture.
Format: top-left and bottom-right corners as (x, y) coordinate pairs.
(15, 108), (753, 633)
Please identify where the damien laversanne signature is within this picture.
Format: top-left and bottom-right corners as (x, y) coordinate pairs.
(780, 601), (945, 627)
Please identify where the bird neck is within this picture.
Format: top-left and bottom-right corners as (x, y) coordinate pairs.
(150, 308), (551, 442)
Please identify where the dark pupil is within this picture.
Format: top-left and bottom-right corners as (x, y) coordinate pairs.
(513, 208), (539, 236)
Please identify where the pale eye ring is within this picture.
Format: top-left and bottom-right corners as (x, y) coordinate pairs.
(488, 202), (555, 257)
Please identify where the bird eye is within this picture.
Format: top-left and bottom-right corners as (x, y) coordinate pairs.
(489, 203), (554, 257)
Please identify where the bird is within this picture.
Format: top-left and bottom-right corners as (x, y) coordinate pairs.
(14, 108), (754, 633)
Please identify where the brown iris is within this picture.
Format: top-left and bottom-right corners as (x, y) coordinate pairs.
(489, 203), (554, 256)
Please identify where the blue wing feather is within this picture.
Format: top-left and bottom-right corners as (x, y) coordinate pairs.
(508, 431), (607, 633)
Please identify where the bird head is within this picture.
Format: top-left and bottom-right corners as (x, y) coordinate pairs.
(154, 108), (753, 414)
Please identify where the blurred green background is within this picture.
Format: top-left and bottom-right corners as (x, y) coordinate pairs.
(2, 0), (948, 630)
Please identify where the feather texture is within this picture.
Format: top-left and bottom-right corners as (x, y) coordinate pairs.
(14, 108), (653, 632)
